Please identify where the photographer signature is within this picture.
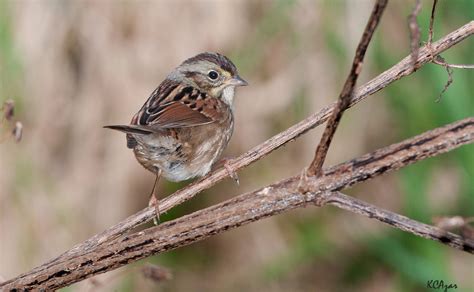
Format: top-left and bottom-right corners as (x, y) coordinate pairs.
(427, 280), (457, 292)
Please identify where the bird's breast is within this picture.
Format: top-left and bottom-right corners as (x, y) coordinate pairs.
(133, 115), (233, 182)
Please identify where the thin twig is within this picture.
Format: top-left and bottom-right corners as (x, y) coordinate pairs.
(307, 0), (388, 177)
(428, 0), (453, 101)
(327, 192), (473, 251)
(35, 21), (474, 272)
(2, 117), (473, 290)
(432, 61), (474, 69)
(434, 55), (453, 102)
(428, 0), (438, 45)
(408, 0), (422, 70)
(427, 0), (473, 83)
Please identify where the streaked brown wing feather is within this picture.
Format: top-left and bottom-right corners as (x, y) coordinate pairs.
(150, 101), (213, 128)
(134, 82), (226, 129)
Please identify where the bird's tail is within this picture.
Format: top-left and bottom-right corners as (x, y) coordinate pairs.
(103, 124), (154, 135)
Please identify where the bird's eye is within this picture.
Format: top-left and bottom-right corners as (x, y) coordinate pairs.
(208, 70), (219, 80)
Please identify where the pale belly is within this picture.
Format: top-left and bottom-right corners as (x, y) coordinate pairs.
(133, 123), (232, 182)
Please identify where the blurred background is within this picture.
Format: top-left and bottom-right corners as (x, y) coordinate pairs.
(1, 0), (473, 291)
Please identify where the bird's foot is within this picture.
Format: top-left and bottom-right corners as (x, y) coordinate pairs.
(214, 157), (239, 186)
(148, 195), (161, 225)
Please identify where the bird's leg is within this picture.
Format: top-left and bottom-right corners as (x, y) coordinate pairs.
(214, 157), (239, 186)
(148, 169), (162, 225)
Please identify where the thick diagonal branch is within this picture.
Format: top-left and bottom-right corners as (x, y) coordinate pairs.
(3, 117), (473, 290)
(307, 0), (387, 176)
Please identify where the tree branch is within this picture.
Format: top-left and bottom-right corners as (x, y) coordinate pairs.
(427, 0), (438, 45)
(326, 192), (473, 252)
(408, 0), (422, 70)
(307, 0), (387, 176)
(2, 117), (473, 290)
(33, 21), (474, 272)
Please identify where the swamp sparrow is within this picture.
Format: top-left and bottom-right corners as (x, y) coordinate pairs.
(105, 52), (247, 221)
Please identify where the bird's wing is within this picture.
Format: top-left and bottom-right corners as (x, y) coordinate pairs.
(104, 81), (228, 149)
(135, 81), (226, 129)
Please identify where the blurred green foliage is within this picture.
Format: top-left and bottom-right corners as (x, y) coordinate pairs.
(0, 0), (23, 106)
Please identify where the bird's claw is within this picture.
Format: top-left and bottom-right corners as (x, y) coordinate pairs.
(148, 195), (161, 225)
(297, 167), (310, 193)
(224, 161), (239, 186)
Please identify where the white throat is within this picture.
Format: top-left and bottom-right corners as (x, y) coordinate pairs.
(221, 86), (235, 108)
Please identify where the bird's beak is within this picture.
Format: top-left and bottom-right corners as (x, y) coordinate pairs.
(228, 75), (248, 87)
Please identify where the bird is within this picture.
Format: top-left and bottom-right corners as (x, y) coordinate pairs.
(105, 52), (247, 222)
